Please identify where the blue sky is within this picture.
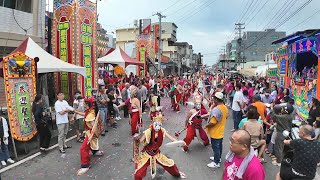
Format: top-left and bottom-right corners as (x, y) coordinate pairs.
(55, 0), (320, 65)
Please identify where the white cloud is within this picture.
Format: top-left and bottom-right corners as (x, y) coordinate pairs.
(95, 0), (320, 65)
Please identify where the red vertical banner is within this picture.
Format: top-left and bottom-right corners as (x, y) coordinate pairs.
(77, 0), (97, 97)
(154, 24), (160, 55)
(142, 19), (151, 35)
(52, 1), (76, 100)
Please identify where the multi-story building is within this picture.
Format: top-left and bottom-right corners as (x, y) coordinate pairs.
(0, 0), (45, 107)
(97, 23), (115, 57)
(0, 0), (45, 56)
(242, 29), (285, 62)
(115, 27), (138, 53)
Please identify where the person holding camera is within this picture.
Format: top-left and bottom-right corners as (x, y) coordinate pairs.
(276, 125), (320, 180)
(270, 103), (293, 166)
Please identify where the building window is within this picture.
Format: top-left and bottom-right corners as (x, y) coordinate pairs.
(253, 36), (257, 39)
(252, 51), (257, 55)
(272, 35), (279, 39)
(1, 0), (32, 13)
(253, 43), (257, 47)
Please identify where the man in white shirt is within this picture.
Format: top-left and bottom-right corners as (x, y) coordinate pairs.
(149, 76), (155, 90)
(232, 83), (244, 131)
(98, 75), (105, 86)
(55, 92), (74, 153)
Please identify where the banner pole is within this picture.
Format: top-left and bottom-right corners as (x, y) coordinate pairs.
(10, 135), (18, 160)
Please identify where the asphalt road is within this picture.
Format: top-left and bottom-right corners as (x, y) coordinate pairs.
(2, 97), (284, 180)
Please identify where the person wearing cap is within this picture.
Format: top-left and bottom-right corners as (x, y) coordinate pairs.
(270, 103), (293, 166)
(206, 92), (228, 168)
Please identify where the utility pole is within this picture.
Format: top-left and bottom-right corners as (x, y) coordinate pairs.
(220, 46), (226, 68)
(153, 12), (166, 75)
(235, 23), (245, 69)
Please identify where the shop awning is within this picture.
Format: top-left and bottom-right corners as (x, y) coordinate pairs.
(97, 48), (144, 68)
(9, 37), (86, 76)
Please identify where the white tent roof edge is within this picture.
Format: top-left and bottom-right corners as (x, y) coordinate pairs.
(25, 38), (86, 77)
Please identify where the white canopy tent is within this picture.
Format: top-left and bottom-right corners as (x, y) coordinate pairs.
(255, 64), (277, 77)
(97, 48), (144, 69)
(10, 37), (86, 76)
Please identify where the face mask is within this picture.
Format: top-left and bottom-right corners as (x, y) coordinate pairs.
(195, 103), (201, 110)
(153, 122), (162, 132)
(92, 93), (97, 97)
(75, 93), (80, 99)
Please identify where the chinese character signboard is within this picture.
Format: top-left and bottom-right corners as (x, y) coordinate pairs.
(52, 0), (76, 100)
(153, 24), (160, 55)
(289, 37), (318, 55)
(2, 52), (37, 141)
(77, 1), (97, 97)
(52, 0), (97, 99)
(136, 34), (155, 77)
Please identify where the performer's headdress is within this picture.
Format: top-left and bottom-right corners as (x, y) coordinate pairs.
(84, 96), (98, 118)
(85, 96), (95, 106)
(193, 95), (202, 110)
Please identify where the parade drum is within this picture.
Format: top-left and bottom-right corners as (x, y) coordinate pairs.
(164, 140), (186, 148)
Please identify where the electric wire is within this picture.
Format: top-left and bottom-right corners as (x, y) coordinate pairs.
(242, 0), (260, 24)
(245, 0), (269, 26)
(176, 0), (217, 23)
(161, 0), (184, 13)
(288, 9), (320, 30)
(244, 0), (313, 51)
(166, 0), (199, 17)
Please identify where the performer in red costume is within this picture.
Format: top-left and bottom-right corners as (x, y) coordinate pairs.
(134, 115), (186, 180)
(182, 96), (210, 152)
(173, 84), (182, 112)
(118, 86), (142, 136)
(76, 97), (104, 176)
(182, 82), (191, 106)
